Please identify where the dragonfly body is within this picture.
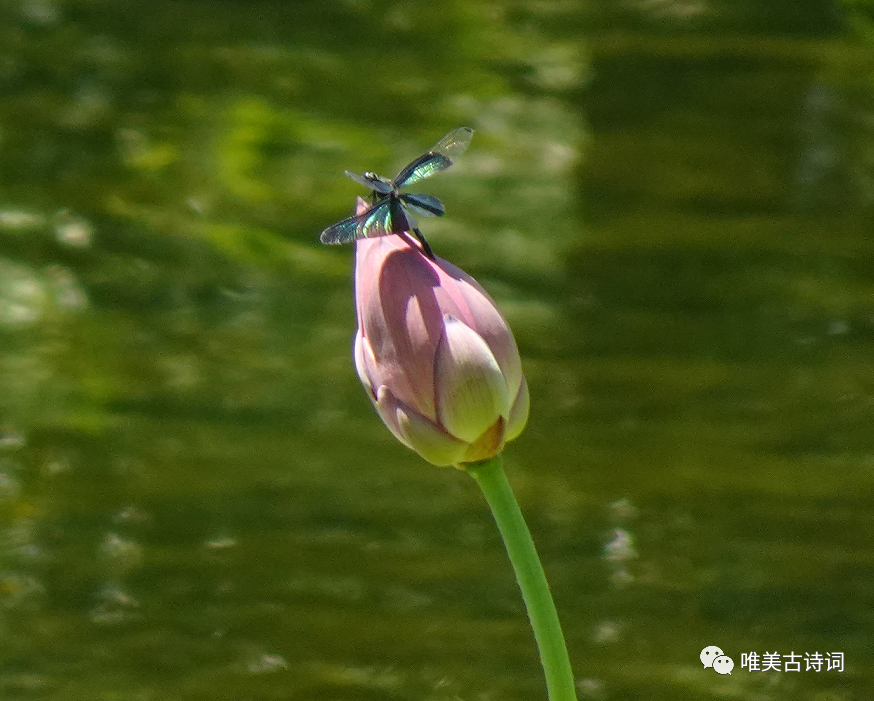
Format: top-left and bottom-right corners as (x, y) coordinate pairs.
(320, 127), (473, 258)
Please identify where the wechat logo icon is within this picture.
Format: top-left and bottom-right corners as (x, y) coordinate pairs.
(701, 646), (734, 675)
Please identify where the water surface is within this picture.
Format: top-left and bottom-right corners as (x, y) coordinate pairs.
(1, 1), (872, 699)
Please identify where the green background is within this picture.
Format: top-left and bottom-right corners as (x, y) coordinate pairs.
(1, 0), (872, 699)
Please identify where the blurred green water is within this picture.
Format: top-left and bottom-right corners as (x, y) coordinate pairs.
(0, 0), (873, 699)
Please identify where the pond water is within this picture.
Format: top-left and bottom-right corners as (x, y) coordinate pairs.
(1, 1), (872, 699)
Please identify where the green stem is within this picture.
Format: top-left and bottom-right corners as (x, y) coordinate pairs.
(465, 455), (577, 701)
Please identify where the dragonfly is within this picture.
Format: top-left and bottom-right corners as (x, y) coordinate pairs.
(319, 127), (473, 259)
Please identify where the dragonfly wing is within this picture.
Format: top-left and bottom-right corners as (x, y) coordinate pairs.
(393, 127), (473, 188)
(319, 212), (362, 245)
(320, 198), (392, 244)
(393, 153), (450, 190)
(345, 170), (393, 195)
(430, 126), (474, 161)
(400, 192), (444, 217)
(362, 198), (396, 237)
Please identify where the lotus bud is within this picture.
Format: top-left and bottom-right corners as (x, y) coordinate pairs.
(352, 200), (528, 466)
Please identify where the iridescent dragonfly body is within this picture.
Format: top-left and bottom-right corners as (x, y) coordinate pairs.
(319, 127), (473, 259)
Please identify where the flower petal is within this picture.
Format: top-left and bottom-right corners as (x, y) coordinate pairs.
(461, 417), (506, 463)
(433, 259), (523, 398)
(353, 331), (376, 399)
(372, 384), (417, 449)
(355, 237), (442, 421)
(434, 315), (509, 444)
(505, 374), (530, 442)
(396, 404), (469, 466)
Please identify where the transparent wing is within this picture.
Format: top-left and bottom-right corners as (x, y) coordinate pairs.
(400, 192), (444, 217)
(430, 126), (474, 161)
(319, 212), (362, 245)
(393, 127), (473, 189)
(319, 198), (393, 244)
(345, 170), (393, 195)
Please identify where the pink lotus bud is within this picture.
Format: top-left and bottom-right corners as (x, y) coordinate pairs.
(351, 201), (529, 466)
